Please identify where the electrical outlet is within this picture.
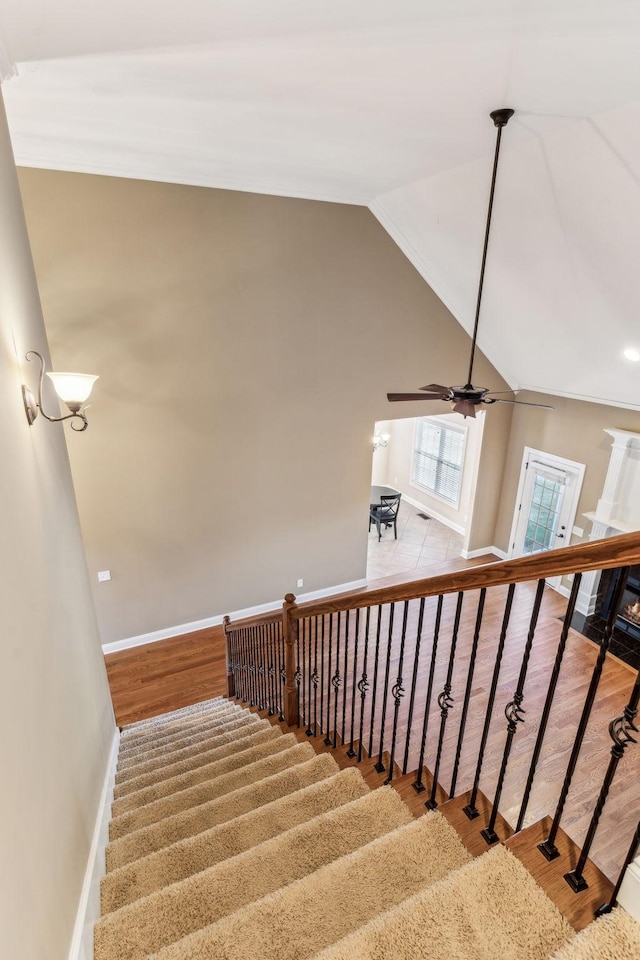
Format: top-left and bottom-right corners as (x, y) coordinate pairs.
(297, 578), (304, 588)
(97, 570), (111, 582)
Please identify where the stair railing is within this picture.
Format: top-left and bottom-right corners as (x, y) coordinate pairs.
(225, 530), (640, 896)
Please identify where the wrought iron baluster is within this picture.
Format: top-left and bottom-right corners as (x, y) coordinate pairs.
(464, 583), (516, 819)
(426, 593), (464, 809)
(331, 611), (343, 748)
(357, 606), (372, 762)
(367, 605), (384, 759)
(319, 614), (326, 737)
(375, 603), (396, 773)
(238, 629), (246, 702)
(596, 818), (640, 915)
(539, 568), (632, 861)
(403, 598), (425, 776)
(413, 595), (443, 793)
(269, 621), (278, 716)
(305, 617), (313, 734)
(324, 614), (334, 746)
(259, 626), (267, 711)
(384, 601), (409, 784)
(294, 620), (302, 728)
(347, 609), (361, 758)
(565, 669), (640, 892)
(310, 616), (319, 737)
(278, 620), (286, 722)
(341, 610), (350, 744)
(516, 574), (582, 831)
(482, 579), (546, 844)
(450, 588), (486, 798)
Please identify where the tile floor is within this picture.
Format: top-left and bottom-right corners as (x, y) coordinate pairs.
(367, 499), (465, 581)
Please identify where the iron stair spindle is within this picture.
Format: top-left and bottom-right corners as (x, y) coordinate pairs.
(268, 621), (277, 716)
(305, 617), (315, 736)
(346, 609), (361, 758)
(538, 567), (632, 861)
(426, 592), (464, 810)
(403, 598), (426, 776)
(596, 818), (640, 916)
(449, 588), (487, 798)
(341, 610), (351, 744)
(384, 600), (409, 784)
(481, 579), (546, 844)
(565, 668), (640, 892)
(295, 621), (302, 728)
(464, 583), (516, 819)
(413, 595), (444, 793)
(375, 603), (396, 773)
(311, 616), (319, 737)
(367, 605), (384, 759)
(357, 606), (372, 763)
(324, 614), (334, 746)
(278, 621), (286, 722)
(250, 626), (258, 707)
(516, 574), (583, 832)
(319, 615), (326, 738)
(258, 627), (267, 711)
(332, 612), (342, 748)
(240, 628), (248, 703)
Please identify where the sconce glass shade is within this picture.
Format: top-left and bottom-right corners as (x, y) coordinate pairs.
(46, 371), (98, 406)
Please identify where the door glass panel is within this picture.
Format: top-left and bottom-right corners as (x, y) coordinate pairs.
(523, 476), (564, 555)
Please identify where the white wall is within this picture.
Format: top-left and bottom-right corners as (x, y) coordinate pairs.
(0, 91), (115, 960)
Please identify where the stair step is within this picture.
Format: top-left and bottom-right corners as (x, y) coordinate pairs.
(313, 844), (574, 960)
(547, 906), (640, 959)
(119, 698), (241, 743)
(105, 751), (336, 869)
(113, 724), (282, 799)
(142, 811), (471, 960)
(94, 787), (413, 960)
(101, 766), (369, 913)
(119, 696), (230, 735)
(112, 731), (293, 817)
(117, 706), (250, 759)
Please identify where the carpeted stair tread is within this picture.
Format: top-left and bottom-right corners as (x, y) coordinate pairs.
(112, 732), (294, 817)
(548, 907), (640, 960)
(120, 696), (230, 735)
(101, 766), (370, 913)
(144, 810), (472, 960)
(312, 844), (574, 960)
(117, 714), (264, 772)
(109, 740), (317, 840)
(119, 699), (241, 744)
(94, 786), (413, 960)
(113, 725), (282, 799)
(105, 752), (340, 872)
(117, 708), (252, 760)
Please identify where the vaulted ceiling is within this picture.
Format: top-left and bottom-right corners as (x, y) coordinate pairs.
(2, 1), (640, 409)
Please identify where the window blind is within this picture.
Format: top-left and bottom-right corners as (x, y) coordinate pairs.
(412, 418), (465, 504)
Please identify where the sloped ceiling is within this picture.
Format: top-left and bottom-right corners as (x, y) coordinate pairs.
(1, 1), (640, 409)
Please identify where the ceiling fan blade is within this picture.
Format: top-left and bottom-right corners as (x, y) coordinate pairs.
(387, 393), (450, 402)
(493, 398), (554, 410)
(419, 383), (451, 394)
(452, 399), (477, 418)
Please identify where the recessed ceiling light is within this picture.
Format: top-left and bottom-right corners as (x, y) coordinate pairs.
(623, 347), (640, 362)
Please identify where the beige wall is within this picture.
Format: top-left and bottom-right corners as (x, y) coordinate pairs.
(0, 97), (114, 960)
(494, 390), (640, 552)
(17, 169), (512, 644)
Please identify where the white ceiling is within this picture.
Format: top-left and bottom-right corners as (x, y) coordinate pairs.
(2, 1), (640, 409)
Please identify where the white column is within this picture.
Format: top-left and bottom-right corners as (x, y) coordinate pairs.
(596, 429), (635, 523)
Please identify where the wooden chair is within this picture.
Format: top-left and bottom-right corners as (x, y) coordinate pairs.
(369, 493), (402, 541)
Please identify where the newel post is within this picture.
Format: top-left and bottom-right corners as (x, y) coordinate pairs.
(223, 615), (235, 699)
(282, 593), (299, 727)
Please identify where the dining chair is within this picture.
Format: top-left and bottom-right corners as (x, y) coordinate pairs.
(369, 493), (402, 541)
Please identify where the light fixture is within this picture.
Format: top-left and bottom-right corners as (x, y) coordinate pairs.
(373, 433), (390, 451)
(623, 347), (640, 362)
(22, 351), (98, 432)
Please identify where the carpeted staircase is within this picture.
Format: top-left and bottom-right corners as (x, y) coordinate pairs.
(95, 697), (640, 960)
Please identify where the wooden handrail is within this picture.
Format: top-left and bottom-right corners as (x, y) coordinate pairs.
(224, 609), (282, 632)
(291, 531), (640, 620)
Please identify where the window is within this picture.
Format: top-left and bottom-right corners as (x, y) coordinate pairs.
(412, 418), (465, 504)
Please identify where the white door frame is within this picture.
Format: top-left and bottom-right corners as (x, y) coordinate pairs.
(508, 447), (586, 588)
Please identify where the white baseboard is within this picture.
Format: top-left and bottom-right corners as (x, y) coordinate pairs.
(68, 730), (120, 960)
(461, 545), (507, 560)
(618, 859), (640, 923)
(101, 579), (368, 654)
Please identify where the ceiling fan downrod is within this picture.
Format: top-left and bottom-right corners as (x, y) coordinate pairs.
(464, 107), (514, 389)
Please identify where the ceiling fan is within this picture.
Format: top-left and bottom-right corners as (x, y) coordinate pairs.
(387, 107), (553, 419)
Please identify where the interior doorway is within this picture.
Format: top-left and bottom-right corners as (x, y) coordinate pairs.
(509, 448), (585, 587)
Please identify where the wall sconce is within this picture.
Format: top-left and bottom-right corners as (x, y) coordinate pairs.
(22, 351), (98, 432)
(373, 433), (390, 451)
